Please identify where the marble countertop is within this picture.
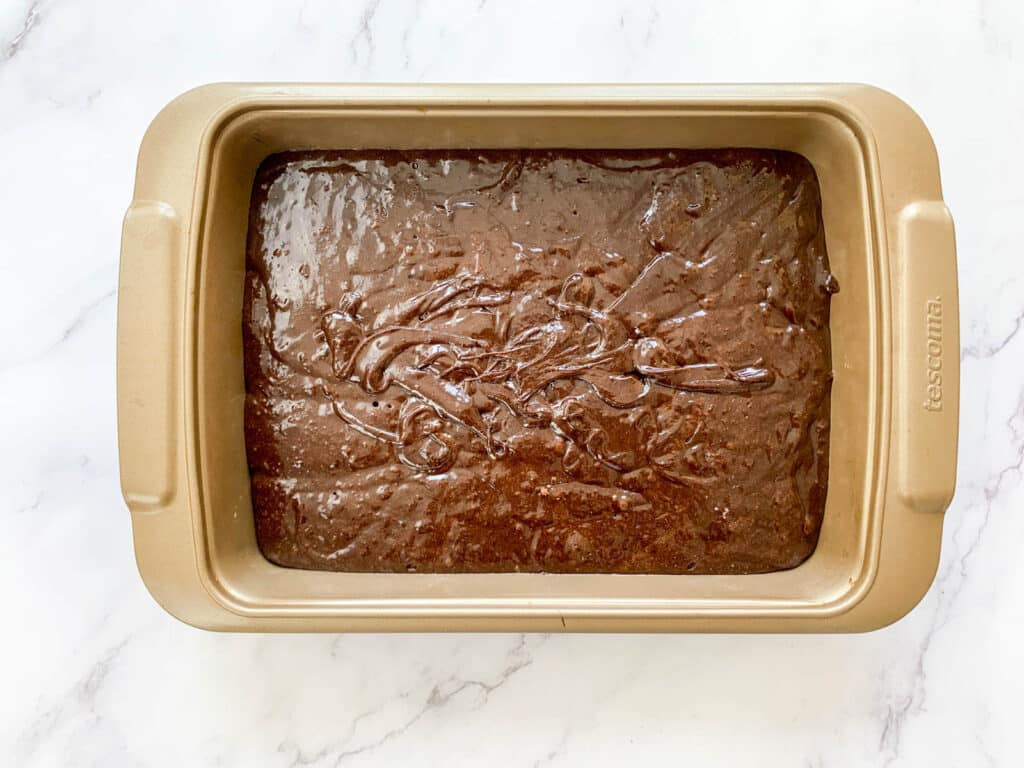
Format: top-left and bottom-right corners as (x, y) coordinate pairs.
(3, 0), (1021, 765)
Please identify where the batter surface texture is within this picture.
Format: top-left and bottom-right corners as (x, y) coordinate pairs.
(243, 149), (837, 574)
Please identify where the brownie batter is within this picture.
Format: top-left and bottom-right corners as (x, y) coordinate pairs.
(243, 149), (837, 574)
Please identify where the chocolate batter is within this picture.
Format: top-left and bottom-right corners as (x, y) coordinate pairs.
(243, 149), (837, 574)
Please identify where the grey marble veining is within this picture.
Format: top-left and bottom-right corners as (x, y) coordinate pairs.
(2, 0), (1022, 765)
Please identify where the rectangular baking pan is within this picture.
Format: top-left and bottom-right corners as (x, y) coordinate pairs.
(118, 84), (959, 632)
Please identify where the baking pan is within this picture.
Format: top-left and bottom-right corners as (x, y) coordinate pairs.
(118, 84), (958, 632)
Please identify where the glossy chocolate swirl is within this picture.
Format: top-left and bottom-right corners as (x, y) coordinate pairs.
(243, 149), (837, 574)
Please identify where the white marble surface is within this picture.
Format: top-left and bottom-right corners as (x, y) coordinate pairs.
(2, 0), (1022, 765)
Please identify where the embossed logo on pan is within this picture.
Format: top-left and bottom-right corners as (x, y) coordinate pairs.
(924, 296), (943, 412)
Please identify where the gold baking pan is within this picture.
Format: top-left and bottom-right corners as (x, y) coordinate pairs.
(118, 84), (958, 632)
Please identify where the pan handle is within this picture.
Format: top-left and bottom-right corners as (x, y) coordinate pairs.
(892, 201), (959, 512)
(117, 201), (182, 512)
